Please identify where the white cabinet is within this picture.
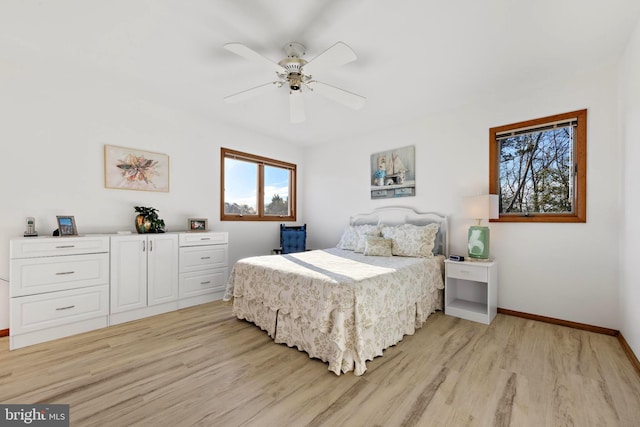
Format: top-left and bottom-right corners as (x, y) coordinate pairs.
(178, 232), (228, 308)
(7, 231), (228, 349)
(110, 234), (179, 325)
(444, 260), (497, 325)
(9, 235), (110, 349)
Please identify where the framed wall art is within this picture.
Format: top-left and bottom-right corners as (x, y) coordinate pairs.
(370, 145), (415, 199)
(104, 145), (170, 192)
(56, 215), (78, 236)
(187, 218), (208, 232)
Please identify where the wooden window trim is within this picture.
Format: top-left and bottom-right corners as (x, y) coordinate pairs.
(220, 147), (297, 222)
(489, 109), (587, 223)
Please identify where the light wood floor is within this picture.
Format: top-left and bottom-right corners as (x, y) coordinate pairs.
(1, 301), (639, 427)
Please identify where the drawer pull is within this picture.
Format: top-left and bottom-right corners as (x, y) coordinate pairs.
(200, 237), (211, 241)
(200, 256), (211, 260)
(56, 305), (75, 311)
(200, 281), (211, 285)
(55, 245), (75, 249)
(55, 271), (75, 275)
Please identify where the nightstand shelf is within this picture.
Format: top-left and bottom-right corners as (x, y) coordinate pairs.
(444, 259), (497, 325)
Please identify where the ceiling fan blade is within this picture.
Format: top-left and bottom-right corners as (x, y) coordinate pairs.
(289, 91), (306, 123)
(306, 81), (366, 110)
(224, 82), (278, 104)
(223, 42), (284, 74)
(303, 42), (357, 75)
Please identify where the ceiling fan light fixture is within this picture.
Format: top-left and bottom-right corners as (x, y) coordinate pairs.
(224, 40), (366, 121)
(289, 74), (302, 91)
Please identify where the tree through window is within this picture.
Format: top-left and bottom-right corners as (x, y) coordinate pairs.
(489, 109), (586, 223)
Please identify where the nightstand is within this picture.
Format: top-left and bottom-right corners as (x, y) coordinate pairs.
(444, 259), (497, 325)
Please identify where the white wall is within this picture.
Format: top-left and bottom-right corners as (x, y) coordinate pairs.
(0, 37), (305, 329)
(306, 60), (622, 329)
(619, 16), (640, 357)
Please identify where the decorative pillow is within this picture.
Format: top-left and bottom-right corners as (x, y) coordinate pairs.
(354, 225), (382, 253)
(363, 236), (393, 257)
(381, 223), (439, 257)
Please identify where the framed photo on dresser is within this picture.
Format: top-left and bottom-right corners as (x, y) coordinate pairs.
(56, 216), (78, 236)
(187, 218), (208, 232)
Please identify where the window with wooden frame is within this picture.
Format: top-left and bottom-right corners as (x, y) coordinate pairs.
(489, 109), (587, 223)
(221, 148), (297, 221)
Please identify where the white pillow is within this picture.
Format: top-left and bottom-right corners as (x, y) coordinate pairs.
(363, 236), (393, 257)
(337, 224), (381, 251)
(354, 225), (382, 253)
(336, 226), (358, 250)
(381, 223), (439, 257)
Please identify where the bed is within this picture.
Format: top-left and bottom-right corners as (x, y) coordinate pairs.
(223, 207), (448, 376)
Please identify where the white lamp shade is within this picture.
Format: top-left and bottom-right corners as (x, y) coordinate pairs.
(464, 194), (499, 220)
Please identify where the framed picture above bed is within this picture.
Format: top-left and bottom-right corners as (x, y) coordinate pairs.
(370, 145), (415, 199)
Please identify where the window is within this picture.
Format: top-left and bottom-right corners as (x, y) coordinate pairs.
(489, 109), (586, 223)
(221, 148), (297, 221)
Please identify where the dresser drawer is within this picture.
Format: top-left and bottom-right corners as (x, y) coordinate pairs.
(11, 235), (109, 259)
(179, 245), (227, 272)
(10, 285), (109, 335)
(10, 253), (109, 297)
(179, 268), (227, 298)
(447, 263), (488, 282)
(179, 232), (228, 247)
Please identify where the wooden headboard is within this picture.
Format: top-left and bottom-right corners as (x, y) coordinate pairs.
(349, 206), (449, 257)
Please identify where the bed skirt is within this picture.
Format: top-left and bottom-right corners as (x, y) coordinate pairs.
(232, 289), (443, 376)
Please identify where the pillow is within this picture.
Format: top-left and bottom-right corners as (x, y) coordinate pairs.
(336, 226), (358, 250)
(381, 223), (439, 257)
(363, 236), (393, 257)
(354, 225), (382, 253)
(336, 224), (381, 251)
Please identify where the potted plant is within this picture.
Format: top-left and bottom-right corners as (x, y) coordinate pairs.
(134, 206), (166, 233)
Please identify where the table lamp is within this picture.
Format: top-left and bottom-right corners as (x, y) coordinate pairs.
(463, 194), (499, 260)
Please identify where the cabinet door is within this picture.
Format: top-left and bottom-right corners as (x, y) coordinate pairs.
(147, 234), (179, 306)
(110, 235), (147, 313)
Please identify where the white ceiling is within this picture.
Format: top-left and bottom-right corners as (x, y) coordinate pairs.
(3, 0), (640, 146)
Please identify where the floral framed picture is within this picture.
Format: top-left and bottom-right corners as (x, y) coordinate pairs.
(56, 215), (78, 236)
(188, 218), (208, 232)
(104, 145), (170, 192)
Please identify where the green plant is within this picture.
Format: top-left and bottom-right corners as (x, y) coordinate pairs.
(134, 206), (166, 233)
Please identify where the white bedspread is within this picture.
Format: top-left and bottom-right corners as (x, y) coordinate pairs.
(224, 248), (444, 375)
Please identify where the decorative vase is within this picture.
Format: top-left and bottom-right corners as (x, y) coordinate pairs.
(135, 214), (151, 234)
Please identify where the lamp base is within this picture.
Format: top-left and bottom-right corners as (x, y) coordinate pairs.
(468, 225), (490, 259)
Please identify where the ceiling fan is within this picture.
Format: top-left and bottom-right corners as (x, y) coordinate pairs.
(223, 41), (366, 123)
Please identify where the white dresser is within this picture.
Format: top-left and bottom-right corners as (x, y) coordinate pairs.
(8, 231), (229, 350)
(178, 232), (228, 308)
(9, 235), (110, 349)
